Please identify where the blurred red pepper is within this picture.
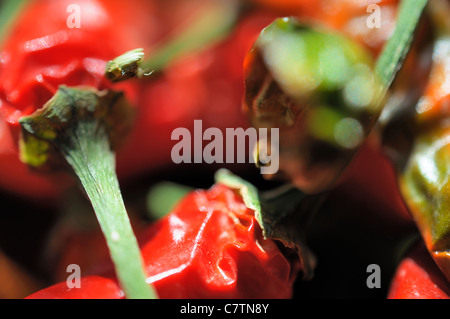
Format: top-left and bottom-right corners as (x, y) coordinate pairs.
(114, 8), (278, 180)
(388, 241), (450, 299)
(27, 183), (300, 299)
(0, 0), (275, 199)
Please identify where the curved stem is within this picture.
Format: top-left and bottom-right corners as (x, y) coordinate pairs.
(19, 86), (157, 299)
(61, 121), (157, 299)
(375, 0), (429, 93)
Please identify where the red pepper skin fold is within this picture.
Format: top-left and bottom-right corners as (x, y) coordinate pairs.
(26, 184), (299, 299)
(388, 242), (450, 299)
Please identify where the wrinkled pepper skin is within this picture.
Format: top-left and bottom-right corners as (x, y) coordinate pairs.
(388, 242), (450, 299)
(0, 0), (273, 198)
(27, 184), (300, 299)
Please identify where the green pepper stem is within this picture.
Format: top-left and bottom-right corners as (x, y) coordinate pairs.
(375, 0), (428, 93)
(19, 86), (156, 299)
(60, 121), (157, 299)
(214, 169), (322, 280)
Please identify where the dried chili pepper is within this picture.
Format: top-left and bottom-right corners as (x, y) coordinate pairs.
(243, 17), (385, 193)
(242, 0), (431, 196)
(0, 0), (281, 300)
(0, 0), (156, 197)
(27, 182), (301, 299)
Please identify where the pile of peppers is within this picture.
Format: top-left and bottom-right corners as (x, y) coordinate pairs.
(0, 0), (448, 300)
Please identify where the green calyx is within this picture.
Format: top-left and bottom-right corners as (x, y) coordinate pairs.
(214, 169), (322, 280)
(19, 85), (133, 169)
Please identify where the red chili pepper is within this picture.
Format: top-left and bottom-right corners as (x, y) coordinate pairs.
(26, 183), (300, 299)
(388, 241), (450, 299)
(0, 0), (154, 198)
(0, 0), (273, 198)
(335, 137), (413, 225)
(26, 276), (124, 299)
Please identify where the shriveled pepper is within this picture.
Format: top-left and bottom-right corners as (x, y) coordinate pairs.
(27, 182), (301, 299)
(242, 0), (431, 196)
(0, 0), (291, 300)
(243, 17), (385, 194)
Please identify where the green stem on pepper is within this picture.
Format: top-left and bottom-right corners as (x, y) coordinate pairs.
(214, 169), (323, 280)
(19, 86), (157, 299)
(375, 0), (429, 93)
